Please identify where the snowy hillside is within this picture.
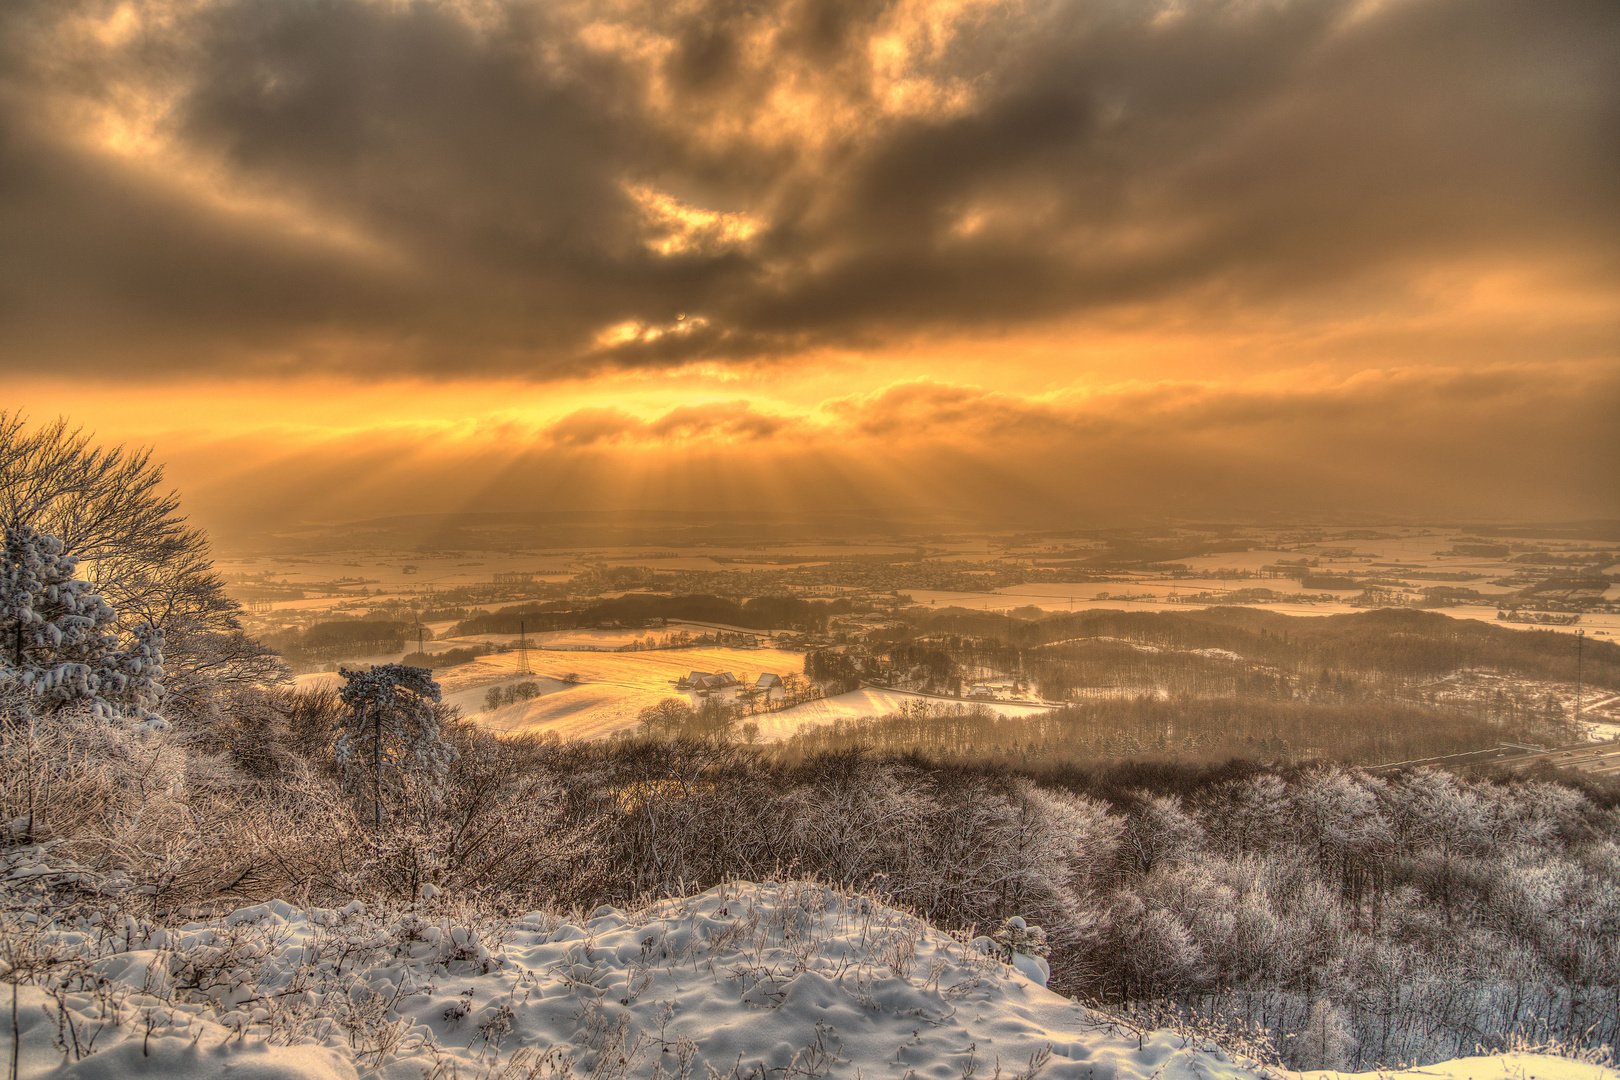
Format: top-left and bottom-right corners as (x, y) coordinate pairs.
(3, 872), (1612, 1080)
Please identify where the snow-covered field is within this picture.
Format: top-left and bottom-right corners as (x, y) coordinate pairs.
(752, 688), (1054, 742)
(310, 646), (1025, 744)
(4, 868), (1609, 1080)
(1306, 1056), (1618, 1080)
(445, 622), (771, 652)
(446, 646), (801, 739)
(477, 681), (670, 740)
(442, 645), (803, 698)
(300, 644), (807, 741)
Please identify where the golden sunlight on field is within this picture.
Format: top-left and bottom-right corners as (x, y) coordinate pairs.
(460, 646), (808, 740)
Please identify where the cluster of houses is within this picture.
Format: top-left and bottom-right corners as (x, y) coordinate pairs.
(967, 679), (1035, 702)
(677, 670), (784, 696)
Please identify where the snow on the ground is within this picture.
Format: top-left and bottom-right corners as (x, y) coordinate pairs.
(444, 622), (769, 651)
(450, 646), (801, 697)
(288, 646), (805, 741)
(0, 876), (1195, 1080)
(3, 865), (1611, 1080)
(442, 674), (571, 716)
(1301, 1055), (1618, 1080)
(1035, 640), (1250, 665)
(446, 646), (793, 739)
(481, 683), (1054, 743)
(752, 688), (1054, 742)
(477, 681), (672, 740)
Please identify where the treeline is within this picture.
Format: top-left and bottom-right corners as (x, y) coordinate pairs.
(1036, 536), (1254, 569)
(451, 593), (854, 635)
(628, 681), (825, 738)
(402, 645), (494, 670)
(1023, 639), (1299, 702)
(803, 648), (869, 694)
(892, 606), (1619, 690)
(261, 618), (415, 666)
(884, 641), (960, 692)
(771, 696), (1582, 766)
(361, 600), (480, 624)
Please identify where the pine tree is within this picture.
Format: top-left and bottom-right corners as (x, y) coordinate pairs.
(0, 526), (165, 725)
(335, 663), (455, 827)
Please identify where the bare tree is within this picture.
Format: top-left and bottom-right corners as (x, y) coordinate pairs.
(637, 697), (693, 736)
(0, 413), (284, 716)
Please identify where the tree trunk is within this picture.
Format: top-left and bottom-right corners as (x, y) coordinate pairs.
(372, 705), (382, 828)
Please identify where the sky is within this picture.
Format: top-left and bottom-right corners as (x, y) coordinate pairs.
(3, 0), (1617, 540)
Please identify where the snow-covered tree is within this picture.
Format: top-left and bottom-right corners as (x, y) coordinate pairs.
(1297, 996), (1355, 1070)
(0, 413), (283, 718)
(335, 663), (456, 827)
(1117, 792), (1204, 875)
(1122, 905), (1206, 995)
(0, 526), (165, 725)
(1211, 773), (1291, 857)
(1001, 782), (1121, 941)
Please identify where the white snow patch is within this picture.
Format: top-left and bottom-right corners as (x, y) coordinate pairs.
(1190, 648), (1245, 662)
(4, 875), (1611, 1080)
(1301, 1054), (1618, 1080)
(754, 688), (1053, 741)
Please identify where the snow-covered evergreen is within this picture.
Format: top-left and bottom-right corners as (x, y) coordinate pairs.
(336, 663), (456, 825)
(0, 526), (165, 726)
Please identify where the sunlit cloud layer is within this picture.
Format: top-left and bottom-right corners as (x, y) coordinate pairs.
(2, 0), (1615, 528)
(4, 0), (1616, 376)
(14, 364), (1613, 539)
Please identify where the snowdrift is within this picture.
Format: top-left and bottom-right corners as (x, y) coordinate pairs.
(2, 876), (1611, 1080)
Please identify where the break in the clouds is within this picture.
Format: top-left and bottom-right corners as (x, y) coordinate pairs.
(2, 0), (1616, 377)
(136, 363), (1616, 538)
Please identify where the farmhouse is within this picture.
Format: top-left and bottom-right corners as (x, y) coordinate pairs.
(683, 671), (740, 693)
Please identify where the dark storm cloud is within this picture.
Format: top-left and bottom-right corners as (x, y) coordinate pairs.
(1, 0), (1615, 377)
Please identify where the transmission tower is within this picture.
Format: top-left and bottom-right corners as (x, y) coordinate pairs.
(1574, 628), (1584, 731)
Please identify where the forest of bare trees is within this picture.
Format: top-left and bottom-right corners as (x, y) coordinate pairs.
(772, 697), (1584, 766)
(889, 607), (1619, 695)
